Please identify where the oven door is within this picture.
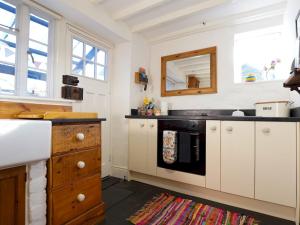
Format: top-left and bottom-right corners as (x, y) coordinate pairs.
(157, 120), (206, 175)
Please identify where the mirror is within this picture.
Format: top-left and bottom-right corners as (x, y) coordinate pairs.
(161, 47), (217, 96)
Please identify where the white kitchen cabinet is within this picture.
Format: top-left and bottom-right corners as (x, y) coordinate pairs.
(255, 122), (296, 207)
(206, 120), (221, 191)
(128, 119), (157, 176)
(147, 120), (158, 176)
(128, 119), (148, 174)
(221, 121), (255, 198)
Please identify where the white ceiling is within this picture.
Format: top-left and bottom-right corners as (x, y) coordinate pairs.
(89, 0), (287, 43)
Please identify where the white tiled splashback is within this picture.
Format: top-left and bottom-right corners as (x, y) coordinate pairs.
(26, 161), (47, 225)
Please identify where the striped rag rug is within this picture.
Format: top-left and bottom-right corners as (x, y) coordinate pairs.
(128, 193), (259, 225)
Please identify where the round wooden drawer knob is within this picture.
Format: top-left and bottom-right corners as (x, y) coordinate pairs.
(77, 193), (86, 202)
(77, 161), (86, 169)
(76, 133), (85, 141)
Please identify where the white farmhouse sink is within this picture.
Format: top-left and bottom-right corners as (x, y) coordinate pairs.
(0, 119), (51, 169)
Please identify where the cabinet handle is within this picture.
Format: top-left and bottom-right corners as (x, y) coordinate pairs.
(210, 126), (217, 131)
(262, 128), (270, 134)
(150, 124), (155, 128)
(77, 193), (86, 202)
(140, 124), (145, 128)
(76, 133), (85, 141)
(77, 161), (86, 169)
(226, 127), (233, 132)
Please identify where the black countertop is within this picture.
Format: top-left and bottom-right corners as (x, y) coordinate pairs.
(50, 118), (106, 125)
(125, 115), (300, 122)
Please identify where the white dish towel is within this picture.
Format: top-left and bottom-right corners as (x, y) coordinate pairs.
(163, 130), (177, 164)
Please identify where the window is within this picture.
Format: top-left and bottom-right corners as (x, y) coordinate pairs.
(0, 0), (53, 97)
(27, 14), (50, 96)
(71, 38), (107, 81)
(234, 27), (285, 83)
(0, 0), (17, 95)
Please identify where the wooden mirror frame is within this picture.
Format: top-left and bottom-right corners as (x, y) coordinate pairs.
(161, 46), (217, 97)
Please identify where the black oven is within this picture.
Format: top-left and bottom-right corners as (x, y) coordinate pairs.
(157, 119), (206, 176)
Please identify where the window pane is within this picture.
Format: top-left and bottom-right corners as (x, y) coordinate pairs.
(71, 38), (108, 80)
(0, 0), (16, 29)
(29, 40), (47, 52)
(86, 44), (96, 62)
(27, 69), (47, 96)
(28, 53), (47, 71)
(0, 30), (15, 94)
(97, 50), (106, 65)
(28, 14), (49, 96)
(72, 39), (83, 58)
(85, 61), (95, 78)
(0, 31), (16, 64)
(29, 14), (49, 44)
(0, 63), (15, 94)
(72, 57), (83, 75)
(96, 65), (105, 80)
(28, 41), (48, 71)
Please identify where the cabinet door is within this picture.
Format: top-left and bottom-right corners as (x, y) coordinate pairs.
(221, 121), (255, 198)
(128, 119), (148, 173)
(255, 122), (296, 207)
(147, 120), (157, 176)
(206, 120), (221, 191)
(0, 166), (26, 225)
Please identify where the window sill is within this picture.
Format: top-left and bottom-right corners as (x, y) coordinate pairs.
(0, 95), (77, 104)
(234, 79), (285, 86)
(72, 74), (107, 83)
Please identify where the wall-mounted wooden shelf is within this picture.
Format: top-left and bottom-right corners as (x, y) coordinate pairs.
(135, 72), (148, 84)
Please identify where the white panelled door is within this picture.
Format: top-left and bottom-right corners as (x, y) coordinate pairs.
(73, 78), (111, 177)
(220, 121), (255, 198)
(128, 119), (157, 176)
(255, 122), (296, 207)
(206, 120), (221, 191)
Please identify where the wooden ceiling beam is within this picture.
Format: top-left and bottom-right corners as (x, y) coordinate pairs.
(149, 1), (286, 43)
(131, 0), (230, 32)
(113, 0), (170, 20)
(90, 0), (105, 4)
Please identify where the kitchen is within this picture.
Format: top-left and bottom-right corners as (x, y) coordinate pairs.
(0, 0), (300, 225)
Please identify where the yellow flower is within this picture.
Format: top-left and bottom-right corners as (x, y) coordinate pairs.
(143, 97), (150, 105)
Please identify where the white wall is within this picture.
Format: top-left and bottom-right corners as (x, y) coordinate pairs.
(130, 34), (150, 109)
(110, 42), (132, 178)
(110, 34), (151, 178)
(148, 16), (291, 110)
(52, 19), (68, 99)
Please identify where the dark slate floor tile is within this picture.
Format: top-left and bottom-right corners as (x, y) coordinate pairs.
(100, 177), (294, 225)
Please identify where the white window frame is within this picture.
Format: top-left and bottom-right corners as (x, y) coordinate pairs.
(27, 7), (55, 97)
(67, 24), (111, 83)
(0, 0), (20, 95)
(233, 26), (285, 85)
(0, 0), (55, 98)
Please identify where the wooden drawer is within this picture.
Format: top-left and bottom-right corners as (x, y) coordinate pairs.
(65, 203), (104, 225)
(52, 175), (101, 225)
(51, 148), (101, 188)
(52, 124), (100, 155)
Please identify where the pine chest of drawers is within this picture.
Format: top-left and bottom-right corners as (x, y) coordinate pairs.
(47, 120), (105, 225)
